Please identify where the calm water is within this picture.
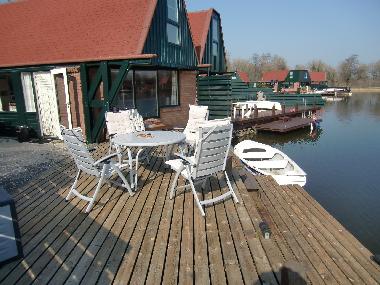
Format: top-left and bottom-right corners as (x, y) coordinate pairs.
(238, 93), (380, 254)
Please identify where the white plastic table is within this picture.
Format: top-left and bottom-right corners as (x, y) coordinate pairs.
(112, 131), (186, 189)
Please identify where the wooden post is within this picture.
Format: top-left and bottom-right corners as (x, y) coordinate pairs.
(254, 104), (258, 118)
(295, 104), (298, 112)
(272, 105), (276, 116)
(281, 261), (306, 285)
(282, 104), (286, 116)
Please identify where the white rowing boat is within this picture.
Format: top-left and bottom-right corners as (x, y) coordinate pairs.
(234, 140), (307, 186)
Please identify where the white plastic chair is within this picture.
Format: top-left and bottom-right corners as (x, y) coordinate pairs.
(182, 105), (209, 148)
(61, 126), (133, 213)
(105, 109), (150, 162)
(165, 120), (238, 216)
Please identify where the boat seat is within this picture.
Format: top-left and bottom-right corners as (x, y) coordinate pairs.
(250, 159), (289, 169)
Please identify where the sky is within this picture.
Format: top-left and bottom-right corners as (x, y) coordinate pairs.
(185, 0), (380, 68)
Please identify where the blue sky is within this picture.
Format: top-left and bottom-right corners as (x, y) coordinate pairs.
(186, 0), (380, 68)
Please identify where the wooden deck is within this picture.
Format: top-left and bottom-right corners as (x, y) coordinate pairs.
(232, 106), (320, 131)
(255, 117), (313, 133)
(0, 144), (379, 284)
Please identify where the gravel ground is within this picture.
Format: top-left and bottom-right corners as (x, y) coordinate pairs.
(0, 137), (70, 194)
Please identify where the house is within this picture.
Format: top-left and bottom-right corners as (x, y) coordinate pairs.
(310, 71), (328, 86)
(0, 0), (199, 142)
(188, 9), (226, 73)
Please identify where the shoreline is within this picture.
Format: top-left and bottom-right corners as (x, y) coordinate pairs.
(351, 87), (380, 93)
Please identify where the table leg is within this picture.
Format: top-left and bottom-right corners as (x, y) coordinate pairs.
(127, 148), (134, 189)
(134, 149), (144, 189)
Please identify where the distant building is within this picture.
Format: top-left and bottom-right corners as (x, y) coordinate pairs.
(188, 9), (226, 73)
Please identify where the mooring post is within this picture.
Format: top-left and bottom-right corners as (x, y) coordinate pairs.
(282, 104), (286, 115)
(254, 104), (258, 118)
(295, 104), (298, 112)
(272, 105), (276, 116)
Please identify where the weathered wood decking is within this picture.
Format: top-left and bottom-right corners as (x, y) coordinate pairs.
(0, 144), (379, 284)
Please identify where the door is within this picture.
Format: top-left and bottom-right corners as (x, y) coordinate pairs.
(33, 72), (61, 138)
(51, 68), (72, 129)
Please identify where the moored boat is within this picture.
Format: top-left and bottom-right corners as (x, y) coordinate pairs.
(234, 140), (307, 186)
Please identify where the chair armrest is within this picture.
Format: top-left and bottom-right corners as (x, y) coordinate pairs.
(93, 153), (118, 166)
(173, 152), (195, 166)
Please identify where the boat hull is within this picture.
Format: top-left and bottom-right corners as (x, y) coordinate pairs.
(234, 140), (307, 187)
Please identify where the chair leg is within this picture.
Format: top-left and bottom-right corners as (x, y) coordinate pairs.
(85, 165), (107, 213)
(189, 177), (205, 216)
(66, 169), (81, 201)
(109, 161), (134, 196)
(225, 171), (239, 203)
(169, 170), (181, 199)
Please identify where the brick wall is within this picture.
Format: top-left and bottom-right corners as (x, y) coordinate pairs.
(159, 70), (197, 128)
(66, 66), (86, 135)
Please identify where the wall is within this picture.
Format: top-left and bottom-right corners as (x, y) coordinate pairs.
(159, 70), (196, 127)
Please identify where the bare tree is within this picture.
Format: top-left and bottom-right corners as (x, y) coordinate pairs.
(338, 54), (359, 87)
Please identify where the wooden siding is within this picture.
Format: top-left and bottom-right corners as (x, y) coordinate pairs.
(197, 73), (254, 119)
(201, 11), (226, 73)
(0, 112), (39, 133)
(143, 0), (197, 69)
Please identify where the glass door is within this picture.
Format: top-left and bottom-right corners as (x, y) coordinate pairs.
(134, 70), (158, 118)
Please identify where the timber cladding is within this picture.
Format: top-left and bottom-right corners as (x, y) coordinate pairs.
(159, 70), (197, 128)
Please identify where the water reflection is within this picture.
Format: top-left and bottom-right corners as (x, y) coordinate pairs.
(234, 127), (323, 147)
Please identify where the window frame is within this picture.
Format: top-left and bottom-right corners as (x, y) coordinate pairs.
(166, 0), (181, 46)
(157, 69), (180, 108)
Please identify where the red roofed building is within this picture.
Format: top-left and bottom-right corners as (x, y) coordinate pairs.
(188, 9), (226, 72)
(236, 71), (250, 83)
(261, 70), (289, 82)
(310, 71), (327, 84)
(0, 0), (200, 142)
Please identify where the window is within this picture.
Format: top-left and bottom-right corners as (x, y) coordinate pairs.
(167, 23), (180, 45)
(212, 17), (219, 70)
(167, 0), (180, 45)
(212, 17), (218, 41)
(158, 70), (178, 107)
(112, 70), (134, 110)
(21, 72), (36, 112)
(112, 69), (179, 117)
(134, 70), (158, 118)
(167, 0), (178, 22)
(289, 71), (293, 79)
(0, 73), (17, 112)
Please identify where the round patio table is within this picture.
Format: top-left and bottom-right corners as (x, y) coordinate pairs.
(112, 131), (186, 189)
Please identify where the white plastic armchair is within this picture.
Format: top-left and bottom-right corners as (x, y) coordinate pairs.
(165, 119), (238, 216)
(105, 109), (149, 164)
(178, 104), (209, 150)
(61, 126), (133, 213)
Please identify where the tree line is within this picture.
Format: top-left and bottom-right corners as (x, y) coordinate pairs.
(227, 53), (380, 87)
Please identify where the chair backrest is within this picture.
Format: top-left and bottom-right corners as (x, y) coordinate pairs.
(191, 121), (233, 179)
(61, 127), (100, 177)
(183, 105), (209, 136)
(105, 110), (137, 136)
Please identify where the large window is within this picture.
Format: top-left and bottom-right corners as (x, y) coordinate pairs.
(0, 73), (17, 112)
(212, 17), (219, 70)
(113, 70), (179, 118)
(167, 0), (180, 45)
(158, 70), (178, 106)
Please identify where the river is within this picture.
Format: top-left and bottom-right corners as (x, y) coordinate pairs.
(238, 92), (380, 254)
